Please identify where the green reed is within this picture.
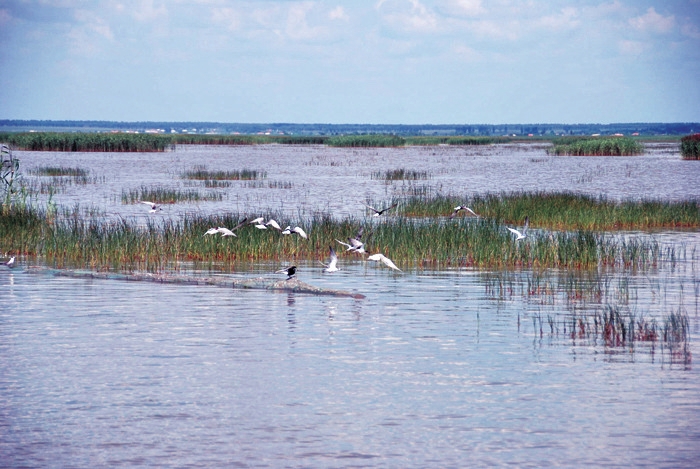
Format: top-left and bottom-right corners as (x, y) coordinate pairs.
(182, 167), (266, 181)
(405, 136), (505, 145)
(326, 135), (406, 147)
(0, 132), (172, 152)
(681, 133), (700, 160)
(399, 192), (700, 229)
(121, 185), (223, 204)
(374, 169), (431, 181)
(549, 136), (643, 156)
(1, 206), (670, 271)
(29, 166), (89, 177)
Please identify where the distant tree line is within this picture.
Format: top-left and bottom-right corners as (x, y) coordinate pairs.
(0, 120), (698, 137)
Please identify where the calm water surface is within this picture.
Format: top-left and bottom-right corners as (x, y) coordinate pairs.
(2, 143), (699, 467)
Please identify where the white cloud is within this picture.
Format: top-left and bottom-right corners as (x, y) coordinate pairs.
(328, 6), (348, 21)
(629, 7), (674, 34)
(439, 0), (485, 17)
(212, 7), (241, 31)
(618, 39), (645, 55)
(377, 0), (439, 33)
(538, 7), (579, 31)
(680, 22), (700, 39)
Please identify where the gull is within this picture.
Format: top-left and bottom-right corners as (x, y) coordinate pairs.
(204, 227), (221, 236)
(281, 225), (292, 235)
(276, 265), (297, 280)
(139, 201), (162, 213)
(254, 223), (267, 230)
(1, 256), (15, 268)
(291, 226), (308, 239)
(367, 253), (402, 272)
(507, 216), (529, 241)
(320, 246), (340, 273)
(362, 201), (398, 217)
(205, 217), (250, 237)
(265, 219), (282, 231)
(335, 227), (365, 254)
(249, 217), (265, 225)
(450, 205), (479, 219)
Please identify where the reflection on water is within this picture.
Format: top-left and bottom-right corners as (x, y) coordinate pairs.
(2, 142), (700, 467)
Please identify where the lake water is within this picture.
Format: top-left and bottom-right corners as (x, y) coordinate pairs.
(2, 142), (699, 467)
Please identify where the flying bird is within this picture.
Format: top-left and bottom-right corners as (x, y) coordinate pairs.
(320, 246), (340, 273)
(281, 226), (292, 235)
(265, 219), (282, 231)
(291, 226), (308, 239)
(204, 227), (221, 236)
(367, 253), (401, 272)
(1, 256), (15, 268)
(216, 227), (237, 237)
(276, 265), (297, 280)
(139, 201), (162, 213)
(362, 201), (398, 217)
(336, 227), (365, 253)
(507, 216), (529, 241)
(450, 205), (479, 218)
(249, 217), (265, 225)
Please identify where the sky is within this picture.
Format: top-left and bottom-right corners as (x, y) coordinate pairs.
(1, 0), (699, 124)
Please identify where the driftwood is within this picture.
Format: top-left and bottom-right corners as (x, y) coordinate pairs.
(27, 267), (366, 299)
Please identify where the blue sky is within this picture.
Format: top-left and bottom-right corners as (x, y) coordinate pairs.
(1, 0), (699, 124)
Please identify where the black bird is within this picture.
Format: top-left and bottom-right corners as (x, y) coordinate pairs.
(362, 201), (398, 217)
(276, 265), (297, 280)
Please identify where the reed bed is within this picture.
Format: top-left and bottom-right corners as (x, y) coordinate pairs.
(405, 136), (505, 145)
(0, 132), (172, 152)
(399, 192), (700, 229)
(549, 136), (643, 156)
(326, 135), (406, 147)
(28, 166), (89, 177)
(681, 133), (700, 160)
(1, 206), (670, 271)
(121, 186), (223, 204)
(375, 169), (431, 181)
(182, 167), (266, 180)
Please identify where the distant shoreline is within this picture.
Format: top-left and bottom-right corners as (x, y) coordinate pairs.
(0, 119), (697, 137)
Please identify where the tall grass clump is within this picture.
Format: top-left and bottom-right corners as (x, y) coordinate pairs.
(121, 186), (223, 204)
(374, 168), (431, 181)
(549, 136), (643, 156)
(1, 144), (21, 210)
(326, 134), (406, 147)
(681, 134), (700, 160)
(0, 206), (669, 271)
(406, 136), (504, 145)
(0, 132), (172, 152)
(399, 191), (700, 230)
(29, 166), (89, 177)
(182, 167), (266, 180)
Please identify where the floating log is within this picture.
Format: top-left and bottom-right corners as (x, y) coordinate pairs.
(27, 267), (366, 299)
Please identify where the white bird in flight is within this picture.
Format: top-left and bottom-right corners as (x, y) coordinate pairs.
(367, 253), (402, 272)
(336, 227), (365, 253)
(320, 246), (340, 273)
(139, 201), (162, 213)
(1, 256), (15, 268)
(291, 226), (308, 239)
(265, 219), (282, 231)
(507, 216), (529, 241)
(450, 205), (479, 218)
(362, 201), (398, 217)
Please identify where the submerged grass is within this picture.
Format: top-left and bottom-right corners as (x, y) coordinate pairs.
(374, 168), (431, 181)
(681, 133), (700, 160)
(0, 205), (670, 271)
(399, 192), (700, 230)
(29, 166), (89, 177)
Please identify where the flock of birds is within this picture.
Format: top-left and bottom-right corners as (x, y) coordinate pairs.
(180, 200), (529, 281)
(0, 202), (528, 275)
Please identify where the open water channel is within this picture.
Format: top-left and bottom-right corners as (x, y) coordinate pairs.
(1, 142), (699, 467)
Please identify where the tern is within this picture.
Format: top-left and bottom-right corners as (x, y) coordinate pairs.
(362, 201), (398, 217)
(276, 265), (297, 280)
(204, 227), (221, 236)
(507, 216), (529, 241)
(249, 217), (265, 225)
(450, 205), (479, 219)
(367, 253), (402, 272)
(281, 226), (292, 235)
(320, 246), (340, 273)
(216, 227), (237, 237)
(336, 237), (365, 254)
(139, 201), (162, 213)
(291, 226), (308, 239)
(265, 219), (282, 231)
(1, 256), (15, 268)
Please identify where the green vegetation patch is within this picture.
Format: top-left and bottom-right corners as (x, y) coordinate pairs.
(29, 166), (89, 177)
(182, 167), (266, 181)
(680, 133), (700, 160)
(0, 132), (172, 152)
(121, 185), (223, 204)
(399, 192), (700, 230)
(326, 134), (406, 147)
(549, 136), (643, 156)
